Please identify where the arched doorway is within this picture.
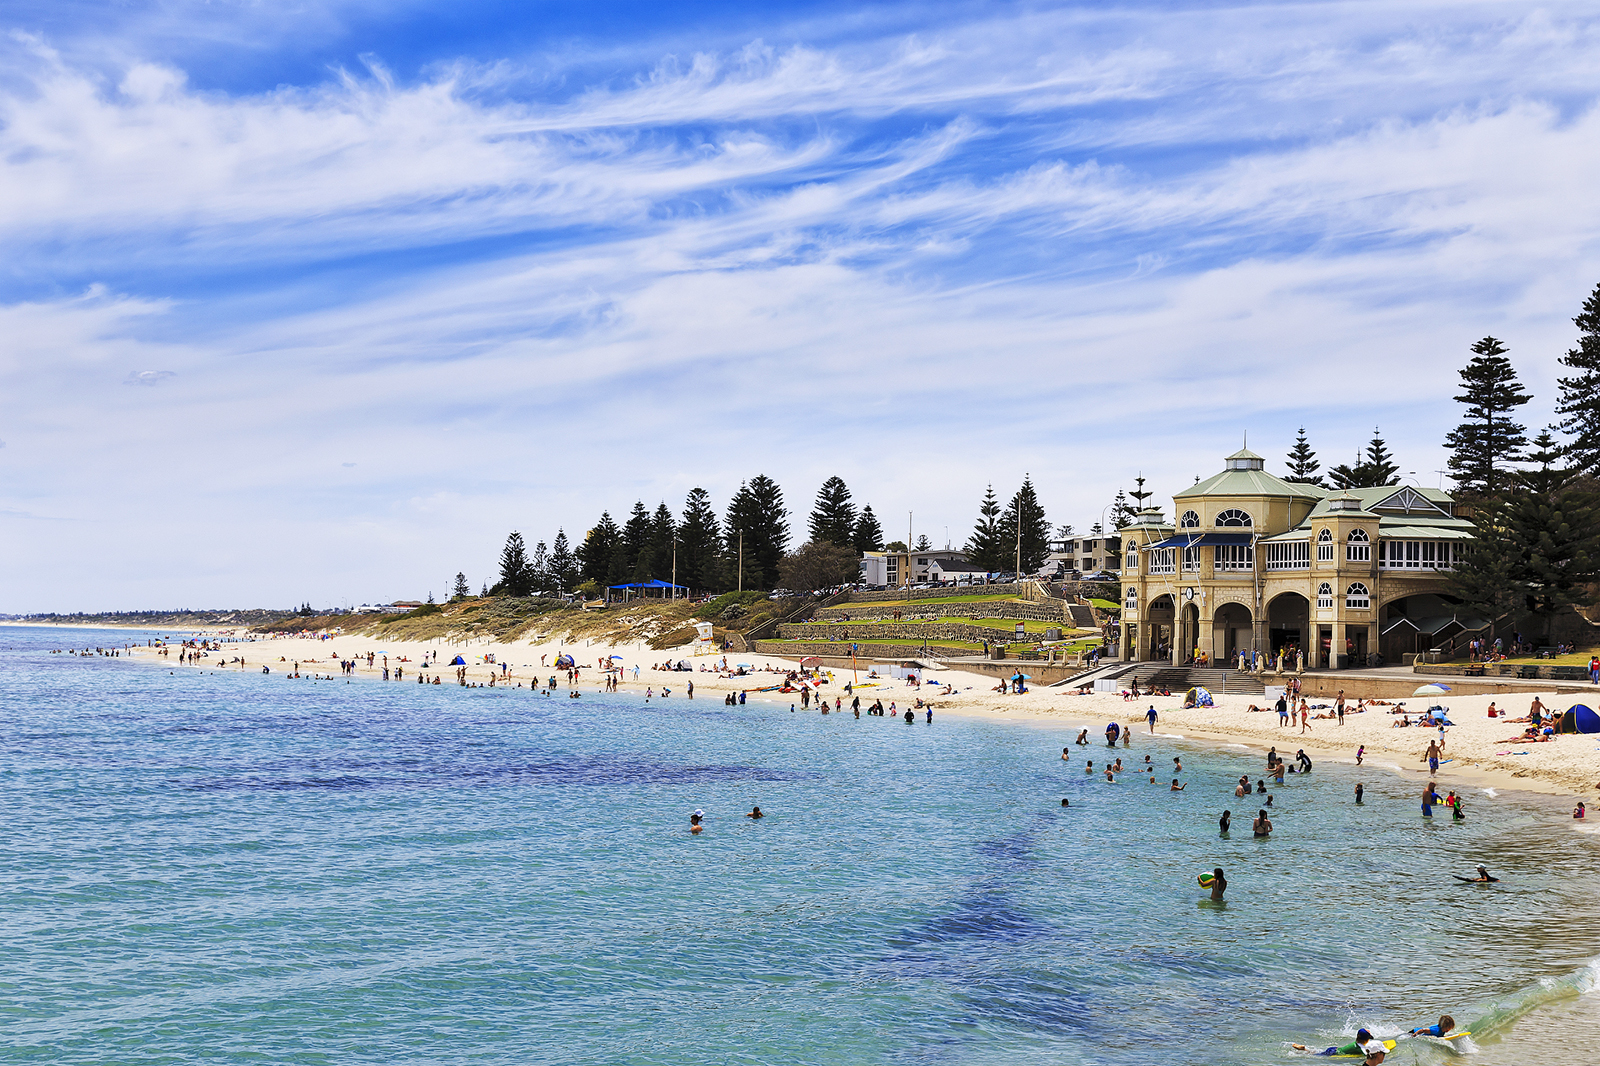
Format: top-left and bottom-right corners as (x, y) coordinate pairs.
(1211, 601), (1254, 665)
(1267, 592), (1310, 667)
(1180, 601), (1203, 664)
(1145, 594), (1175, 661)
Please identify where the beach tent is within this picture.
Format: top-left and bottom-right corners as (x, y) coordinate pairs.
(450, 655), (466, 665)
(1184, 686), (1214, 708)
(1558, 704), (1600, 734)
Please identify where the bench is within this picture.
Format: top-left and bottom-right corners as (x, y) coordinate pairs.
(1464, 666), (1485, 677)
(1551, 665), (1588, 682)
(1518, 665), (1541, 680)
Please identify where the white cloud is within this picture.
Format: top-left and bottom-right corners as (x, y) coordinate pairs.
(3, 3), (1600, 609)
(123, 369), (176, 386)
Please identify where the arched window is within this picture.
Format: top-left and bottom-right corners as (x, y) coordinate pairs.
(1316, 528), (1334, 562)
(1346, 528), (1370, 562)
(1346, 582), (1370, 610)
(1125, 586), (1138, 609)
(1317, 582), (1333, 610)
(1215, 508), (1252, 527)
(1179, 510), (1200, 528)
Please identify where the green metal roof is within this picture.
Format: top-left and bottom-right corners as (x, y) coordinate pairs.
(1378, 524), (1476, 540)
(1174, 467), (1325, 500)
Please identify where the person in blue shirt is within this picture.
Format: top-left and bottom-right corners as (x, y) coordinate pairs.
(1407, 1015), (1455, 1038)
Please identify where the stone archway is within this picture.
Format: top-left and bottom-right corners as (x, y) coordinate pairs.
(1145, 594), (1175, 661)
(1267, 592), (1310, 667)
(1211, 601), (1255, 664)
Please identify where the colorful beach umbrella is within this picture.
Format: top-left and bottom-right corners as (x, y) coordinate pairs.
(1414, 683), (1451, 696)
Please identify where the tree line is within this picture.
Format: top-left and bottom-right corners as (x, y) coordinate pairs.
(460, 280), (1600, 615)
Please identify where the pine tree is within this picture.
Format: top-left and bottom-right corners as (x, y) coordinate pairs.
(1454, 430), (1600, 637)
(530, 540), (551, 593)
(1329, 429), (1401, 489)
(1362, 430), (1401, 486)
(998, 476), (1051, 574)
(497, 531), (532, 596)
(1556, 281), (1600, 479)
(678, 488), (722, 591)
(1503, 430), (1600, 632)
(807, 476), (857, 548)
(1443, 337), (1531, 498)
(577, 513), (622, 587)
(914, 534), (932, 551)
(964, 485), (1004, 570)
(451, 572), (470, 600)
(724, 476), (789, 589)
(549, 530), (577, 592)
(1109, 488), (1135, 530)
(648, 503), (677, 582)
(621, 501), (653, 582)
(1284, 427), (1325, 485)
(852, 505), (884, 553)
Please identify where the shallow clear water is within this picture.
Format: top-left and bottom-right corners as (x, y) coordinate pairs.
(2, 625), (1596, 1064)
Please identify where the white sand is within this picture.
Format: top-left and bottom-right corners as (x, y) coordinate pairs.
(110, 627), (1600, 799)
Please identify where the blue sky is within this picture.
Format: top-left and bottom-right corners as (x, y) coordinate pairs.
(4, 1), (1600, 610)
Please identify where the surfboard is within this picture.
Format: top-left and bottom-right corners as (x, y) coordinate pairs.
(1329, 1040), (1397, 1057)
(1452, 875), (1499, 883)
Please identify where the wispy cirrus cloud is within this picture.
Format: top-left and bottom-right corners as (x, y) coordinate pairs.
(3, 2), (1600, 610)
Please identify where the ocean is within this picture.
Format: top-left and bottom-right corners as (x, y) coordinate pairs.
(2, 624), (1595, 1064)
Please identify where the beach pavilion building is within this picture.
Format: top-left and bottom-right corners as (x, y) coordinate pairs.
(1116, 447), (1478, 669)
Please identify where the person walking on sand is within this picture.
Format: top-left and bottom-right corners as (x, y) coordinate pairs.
(1299, 701), (1312, 733)
(1424, 738), (1442, 775)
(1146, 705), (1158, 732)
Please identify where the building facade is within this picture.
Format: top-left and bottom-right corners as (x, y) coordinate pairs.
(1045, 535), (1123, 578)
(1117, 448), (1477, 669)
(859, 548), (972, 587)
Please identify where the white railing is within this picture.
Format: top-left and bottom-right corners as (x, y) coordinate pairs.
(1264, 541), (1309, 571)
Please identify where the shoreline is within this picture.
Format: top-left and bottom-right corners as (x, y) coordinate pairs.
(53, 622), (1600, 802)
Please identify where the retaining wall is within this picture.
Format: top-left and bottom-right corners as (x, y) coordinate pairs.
(779, 621), (1057, 644)
(813, 600), (1074, 624)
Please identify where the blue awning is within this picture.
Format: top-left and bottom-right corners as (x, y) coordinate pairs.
(1144, 533), (1253, 549)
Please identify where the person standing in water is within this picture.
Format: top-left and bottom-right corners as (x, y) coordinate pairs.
(1252, 809), (1272, 837)
(1421, 781), (1440, 817)
(1219, 810), (1231, 834)
(1208, 867), (1226, 901)
(1355, 782), (1364, 803)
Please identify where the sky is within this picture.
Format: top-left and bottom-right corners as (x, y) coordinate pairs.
(4, 0), (1600, 612)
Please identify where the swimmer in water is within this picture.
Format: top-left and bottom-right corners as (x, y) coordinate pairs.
(1085, 761), (1094, 775)
(1463, 864), (1498, 882)
(1076, 729), (1089, 746)
(1061, 798), (1070, 807)
(1173, 756), (1182, 772)
(1104, 768), (1115, 782)
(689, 812), (703, 834)
(1063, 747), (1071, 761)
(1112, 758), (1123, 772)
(1252, 809), (1272, 837)
(1208, 866), (1226, 901)
(746, 806), (764, 819)
(1170, 779), (1185, 791)
(1355, 782), (1364, 803)
(1219, 810), (1231, 833)
(1407, 1014), (1455, 1039)
(1292, 1029), (1386, 1062)
(1575, 801), (1587, 819)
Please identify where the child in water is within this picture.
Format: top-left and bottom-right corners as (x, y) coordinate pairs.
(1407, 1015), (1454, 1039)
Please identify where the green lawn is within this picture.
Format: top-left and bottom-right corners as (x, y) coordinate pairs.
(804, 615), (1092, 635)
(763, 638), (985, 650)
(1498, 650), (1598, 666)
(833, 594), (1025, 607)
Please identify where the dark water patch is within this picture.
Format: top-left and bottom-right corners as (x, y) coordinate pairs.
(178, 754), (812, 794)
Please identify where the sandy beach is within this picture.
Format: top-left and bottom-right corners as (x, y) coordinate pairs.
(88, 625), (1600, 804)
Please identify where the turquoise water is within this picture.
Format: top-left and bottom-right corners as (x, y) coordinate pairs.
(2, 625), (1596, 1064)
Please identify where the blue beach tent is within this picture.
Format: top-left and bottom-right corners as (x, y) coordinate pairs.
(450, 655), (466, 665)
(1558, 704), (1600, 734)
